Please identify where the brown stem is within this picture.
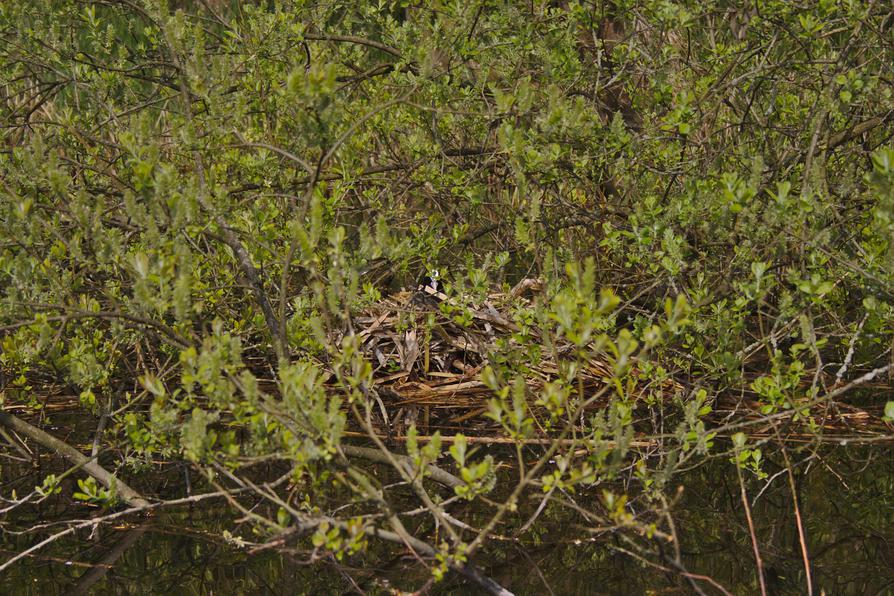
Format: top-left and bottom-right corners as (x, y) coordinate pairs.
(736, 464), (767, 596)
(464, 385), (612, 558)
(827, 110), (894, 151)
(211, 222), (286, 360)
(780, 444), (814, 595)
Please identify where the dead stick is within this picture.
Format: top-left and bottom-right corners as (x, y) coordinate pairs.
(0, 410), (150, 508)
(341, 444), (462, 488)
(736, 464), (767, 596)
(779, 444), (813, 595)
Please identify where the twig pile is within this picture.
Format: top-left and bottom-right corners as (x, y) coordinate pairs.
(350, 284), (669, 438)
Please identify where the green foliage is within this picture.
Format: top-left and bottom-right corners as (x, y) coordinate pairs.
(72, 476), (118, 506)
(1, 0), (893, 588)
(35, 474), (62, 498)
(731, 432), (767, 480)
(448, 434), (496, 500)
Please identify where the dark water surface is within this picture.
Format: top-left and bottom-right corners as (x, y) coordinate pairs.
(3, 441), (893, 595)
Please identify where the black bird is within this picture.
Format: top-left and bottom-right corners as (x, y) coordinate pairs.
(411, 269), (446, 307)
(418, 269), (441, 294)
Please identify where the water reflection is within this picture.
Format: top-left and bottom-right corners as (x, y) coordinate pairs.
(3, 445), (893, 594)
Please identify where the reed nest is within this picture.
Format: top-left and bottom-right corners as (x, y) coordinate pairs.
(345, 281), (683, 441)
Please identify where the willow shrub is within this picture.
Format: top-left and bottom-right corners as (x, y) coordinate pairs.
(1, 0), (893, 587)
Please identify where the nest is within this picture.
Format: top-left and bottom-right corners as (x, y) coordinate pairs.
(348, 281), (680, 440)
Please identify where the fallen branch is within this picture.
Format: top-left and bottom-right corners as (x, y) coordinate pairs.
(0, 410), (150, 508)
(342, 444), (463, 488)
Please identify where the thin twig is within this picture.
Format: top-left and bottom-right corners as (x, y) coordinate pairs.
(779, 441), (813, 595)
(736, 464), (767, 596)
(836, 313), (868, 384)
(0, 489), (240, 574)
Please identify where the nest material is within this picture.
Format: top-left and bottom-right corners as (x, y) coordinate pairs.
(350, 281), (677, 438)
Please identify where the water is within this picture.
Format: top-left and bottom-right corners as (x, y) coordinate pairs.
(3, 443), (893, 594)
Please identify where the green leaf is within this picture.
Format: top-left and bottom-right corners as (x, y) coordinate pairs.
(140, 374), (166, 397)
(885, 402), (894, 420)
